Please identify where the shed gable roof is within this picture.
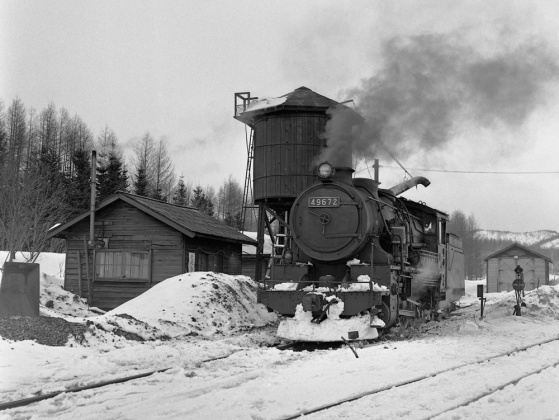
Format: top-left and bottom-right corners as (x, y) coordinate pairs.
(484, 242), (552, 262)
(48, 192), (256, 245)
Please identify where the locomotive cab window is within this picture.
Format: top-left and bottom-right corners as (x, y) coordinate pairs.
(424, 221), (435, 234)
(438, 220), (447, 244)
(95, 250), (151, 282)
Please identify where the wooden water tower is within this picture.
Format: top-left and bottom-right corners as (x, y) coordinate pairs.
(234, 86), (349, 281)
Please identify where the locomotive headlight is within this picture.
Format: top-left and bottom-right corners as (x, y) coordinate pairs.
(318, 162), (334, 179)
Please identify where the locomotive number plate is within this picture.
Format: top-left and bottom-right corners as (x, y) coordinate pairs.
(309, 197), (340, 207)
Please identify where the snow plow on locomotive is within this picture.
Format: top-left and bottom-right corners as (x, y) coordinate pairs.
(257, 162), (465, 342)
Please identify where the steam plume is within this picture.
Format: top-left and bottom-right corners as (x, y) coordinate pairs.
(319, 33), (559, 167)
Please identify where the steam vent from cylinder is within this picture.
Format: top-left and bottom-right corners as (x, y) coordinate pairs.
(235, 86), (358, 204)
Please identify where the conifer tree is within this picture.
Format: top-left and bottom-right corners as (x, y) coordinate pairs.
(191, 185), (215, 216)
(172, 176), (188, 206)
(97, 151), (128, 202)
(134, 167), (148, 197)
(66, 149), (91, 218)
(0, 100), (7, 168)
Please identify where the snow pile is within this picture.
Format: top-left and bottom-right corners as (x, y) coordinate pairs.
(341, 274), (389, 292)
(457, 279), (559, 323)
(107, 272), (276, 337)
(41, 274), (105, 318)
(272, 275), (389, 292)
(273, 282), (299, 291)
(277, 301), (379, 341)
(244, 96), (287, 112)
(1, 252), (277, 346)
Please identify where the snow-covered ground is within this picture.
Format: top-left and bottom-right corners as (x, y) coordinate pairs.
(2, 253), (559, 419)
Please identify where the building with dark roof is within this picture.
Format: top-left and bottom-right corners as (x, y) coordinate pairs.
(484, 242), (552, 293)
(47, 192), (256, 310)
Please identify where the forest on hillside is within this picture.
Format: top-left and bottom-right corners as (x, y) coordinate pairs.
(0, 97), (256, 257)
(448, 211), (558, 279)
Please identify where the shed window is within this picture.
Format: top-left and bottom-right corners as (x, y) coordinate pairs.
(192, 251), (223, 272)
(95, 250), (151, 282)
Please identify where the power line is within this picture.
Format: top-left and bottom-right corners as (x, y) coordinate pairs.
(356, 164), (559, 175)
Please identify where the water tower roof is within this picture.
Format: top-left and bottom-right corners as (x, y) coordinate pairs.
(279, 86), (341, 108)
(235, 86), (357, 125)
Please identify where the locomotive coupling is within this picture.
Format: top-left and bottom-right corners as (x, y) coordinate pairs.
(302, 293), (339, 324)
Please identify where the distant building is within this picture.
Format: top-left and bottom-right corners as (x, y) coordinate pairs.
(485, 242), (552, 293)
(241, 232), (272, 279)
(48, 192), (256, 310)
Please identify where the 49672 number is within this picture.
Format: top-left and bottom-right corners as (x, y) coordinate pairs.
(308, 197), (340, 207)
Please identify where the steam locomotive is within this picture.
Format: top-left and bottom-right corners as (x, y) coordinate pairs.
(257, 162), (464, 342)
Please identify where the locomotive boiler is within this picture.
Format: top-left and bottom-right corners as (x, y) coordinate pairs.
(257, 161), (465, 342)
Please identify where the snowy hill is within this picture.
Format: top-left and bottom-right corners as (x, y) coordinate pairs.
(475, 229), (559, 247)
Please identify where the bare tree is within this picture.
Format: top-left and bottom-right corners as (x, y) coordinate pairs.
(25, 107), (39, 172)
(97, 125), (121, 157)
(39, 103), (58, 152)
(6, 98), (27, 181)
(217, 175), (243, 221)
(132, 132), (155, 195)
(0, 169), (69, 261)
(151, 138), (175, 200)
(131, 133), (175, 200)
(0, 100), (7, 167)
(449, 210), (482, 279)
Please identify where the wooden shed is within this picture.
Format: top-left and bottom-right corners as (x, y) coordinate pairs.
(485, 242), (552, 293)
(47, 192), (256, 310)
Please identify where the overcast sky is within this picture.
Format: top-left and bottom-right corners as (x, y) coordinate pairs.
(1, 0), (558, 232)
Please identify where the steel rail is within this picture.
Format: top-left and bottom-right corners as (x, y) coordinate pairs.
(422, 359), (559, 420)
(0, 353), (234, 412)
(280, 334), (559, 420)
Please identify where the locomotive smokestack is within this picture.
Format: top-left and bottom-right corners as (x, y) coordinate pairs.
(388, 176), (430, 196)
(332, 166), (354, 184)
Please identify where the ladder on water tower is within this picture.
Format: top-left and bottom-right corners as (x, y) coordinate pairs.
(241, 125), (256, 231)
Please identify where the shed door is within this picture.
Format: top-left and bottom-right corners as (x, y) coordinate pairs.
(497, 258), (516, 292)
(498, 257), (536, 292)
(518, 258), (535, 291)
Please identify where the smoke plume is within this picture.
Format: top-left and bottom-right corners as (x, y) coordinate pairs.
(319, 33), (559, 167)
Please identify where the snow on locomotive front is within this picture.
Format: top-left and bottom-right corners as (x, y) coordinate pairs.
(257, 162), (464, 342)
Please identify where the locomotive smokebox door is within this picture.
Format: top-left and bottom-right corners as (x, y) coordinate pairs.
(303, 294), (324, 312)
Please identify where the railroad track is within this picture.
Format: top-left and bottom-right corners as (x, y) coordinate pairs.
(0, 340), (313, 412)
(281, 334), (559, 420)
(6, 335), (559, 417)
(423, 360), (559, 420)
(0, 351), (237, 411)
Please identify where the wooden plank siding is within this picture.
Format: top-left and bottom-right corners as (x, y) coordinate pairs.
(60, 200), (245, 310)
(63, 201), (184, 310)
(184, 236), (243, 275)
(253, 113), (327, 201)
